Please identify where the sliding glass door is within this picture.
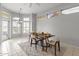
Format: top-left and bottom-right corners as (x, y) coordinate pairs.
(12, 20), (20, 34)
(22, 17), (32, 34)
(1, 19), (9, 41)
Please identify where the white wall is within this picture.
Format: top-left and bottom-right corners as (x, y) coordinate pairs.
(37, 12), (79, 46)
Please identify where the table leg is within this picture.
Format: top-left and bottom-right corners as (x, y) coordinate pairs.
(54, 45), (57, 56)
(57, 41), (60, 51)
(30, 38), (32, 47)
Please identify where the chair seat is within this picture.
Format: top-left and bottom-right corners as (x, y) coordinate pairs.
(46, 40), (60, 56)
(47, 40), (56, 45)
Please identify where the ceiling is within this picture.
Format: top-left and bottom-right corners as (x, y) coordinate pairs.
(1, 3), (61, 14)
(1, 3), (79, 14)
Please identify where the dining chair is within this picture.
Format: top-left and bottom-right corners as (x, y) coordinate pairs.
(45, 37), (60, 56)
(30, 32), (38, 49)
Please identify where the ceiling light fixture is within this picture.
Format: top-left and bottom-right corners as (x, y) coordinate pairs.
(62, 6), (79, 14)
(18, 8), (22, 24)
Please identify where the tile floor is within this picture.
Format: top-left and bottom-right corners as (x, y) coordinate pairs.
(0, 37), (28, 56)
(0, 37), (79, 56)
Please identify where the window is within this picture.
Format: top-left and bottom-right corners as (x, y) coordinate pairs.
(23, 17), (30, 21)
(12, 17), (32, 34)
(23, 28), (29, 33)
(2, 20), (9, 40)
(23, 17), (32, 33)
(12, 17), (19, 20)
(23, 22), (30, 33)
(2, 21), (8, 32)
(12, 17), (20, 34)
(23, 22), (29, 28)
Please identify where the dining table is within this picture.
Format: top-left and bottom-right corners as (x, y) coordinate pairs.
(35, 32), (55, 51)
(30, 32), (60, 56)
